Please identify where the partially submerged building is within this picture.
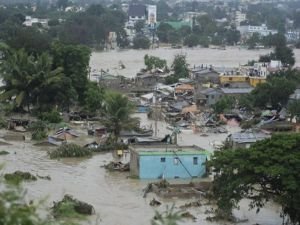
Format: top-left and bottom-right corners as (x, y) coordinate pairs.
(129, 145), (209, 179)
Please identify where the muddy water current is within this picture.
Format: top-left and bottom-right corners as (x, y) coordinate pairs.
(90, 46), (300, 78)
(0, 114), (282, 225)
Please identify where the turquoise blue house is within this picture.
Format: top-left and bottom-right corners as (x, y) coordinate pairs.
(129, 145), (209, 179)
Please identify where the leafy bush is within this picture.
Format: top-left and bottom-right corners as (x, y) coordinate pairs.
(0, 117), (7, 128)
(39, 110), (62, 123)
(49, 144), (92, 159)
(52, 195), (95, 218)
(29, 121), (48, 141)
(4, 171), (37, 184)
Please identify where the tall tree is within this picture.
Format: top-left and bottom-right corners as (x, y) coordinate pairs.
(251, 76), (295, 108)
(50, 42), (91, 103)
(0, 44), (72, 111)
(101, 92), (139, 142)
(209, 133), (300, 224)
(172, 54), (189, 78)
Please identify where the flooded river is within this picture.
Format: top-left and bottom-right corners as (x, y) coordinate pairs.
(0, 47), (288, 224)
(0, 114), (282, 225)
(90, 46), (300, 78)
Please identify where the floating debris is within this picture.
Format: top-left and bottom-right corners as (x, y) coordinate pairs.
(52, 194), (95, 218)
(181, 211), (197, 221)
(179, 200), (202, 209)
(0, 150), (9, 155)
(144, 180), (211, 198)
(4, 171), (37, 182)
(37, 175), (51, 180)
(103, 161), (130, 172)
(149, 198), (162, 207)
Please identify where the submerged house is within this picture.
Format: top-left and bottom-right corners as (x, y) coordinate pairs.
(129, 145), (208, 179)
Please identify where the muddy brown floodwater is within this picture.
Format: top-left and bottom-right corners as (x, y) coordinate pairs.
(90, 46), (300, 78)
(0, 114), (282, 225)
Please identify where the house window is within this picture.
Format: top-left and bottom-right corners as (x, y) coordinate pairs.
(161, 157), (166, 162)
(174, 157), (179, 165)
(193, 157), (198, 165)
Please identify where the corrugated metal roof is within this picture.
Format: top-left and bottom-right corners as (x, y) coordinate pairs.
(221, 88), (253, 94)
(231, 131), (270, 144)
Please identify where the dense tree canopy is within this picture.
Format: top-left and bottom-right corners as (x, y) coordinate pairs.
(0, 44), (73, 111)
(251, 76), (295, 108)
(209, 133), (300, 224)
(144, 54), (167, 71)
(50, 42), (91, 103)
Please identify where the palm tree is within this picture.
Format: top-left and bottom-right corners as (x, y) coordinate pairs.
(0, 47), (36, 111)
(0, 45), (69, 111)
(101, 92), (139, 142)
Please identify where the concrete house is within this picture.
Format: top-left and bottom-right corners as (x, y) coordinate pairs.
(191, 67), (220, 85)
(129, 145), (208, 179)
(194, 88), (223, 107)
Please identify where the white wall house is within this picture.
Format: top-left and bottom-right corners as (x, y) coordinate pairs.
(23, 16), (49, 27)
(238, 24), (278, 37)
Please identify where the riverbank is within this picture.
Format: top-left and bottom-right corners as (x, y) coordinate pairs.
(89, 46), (300, 78)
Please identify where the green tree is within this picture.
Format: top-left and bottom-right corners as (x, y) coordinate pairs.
(246, 33), (261, 49)
(208, 133), (300, 224)
(259, 35), (295, 67)
(133, 35), (150, 49)
(50, 42), (91, 103)
(213, 96), (235, 114)
(100, 92), (139, 142)
(172, 54), (189, 78)
(84, 82), (105, 114)
(0, 45), (73, 111)
(157, 23), (174, 43)
(144, 54), (167, 71)
(274, 45), (295, 67)
(134, 20), (145, 33)
(183, 34), (199, 47)
(251, 76), (295, 108)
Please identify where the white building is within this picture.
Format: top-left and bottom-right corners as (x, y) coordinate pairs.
(183, 11), (207, 23)
(238, 24), (278, 37)
(285, 30), (300, 42)
(23, 16), (49, 27)
(235, 11), (246, 26)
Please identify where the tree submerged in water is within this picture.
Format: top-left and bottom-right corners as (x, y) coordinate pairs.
(208, 133), (300, 224)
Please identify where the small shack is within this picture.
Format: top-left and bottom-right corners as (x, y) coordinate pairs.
(227, 130), (271, 149)
(129, 145), (208, 179)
